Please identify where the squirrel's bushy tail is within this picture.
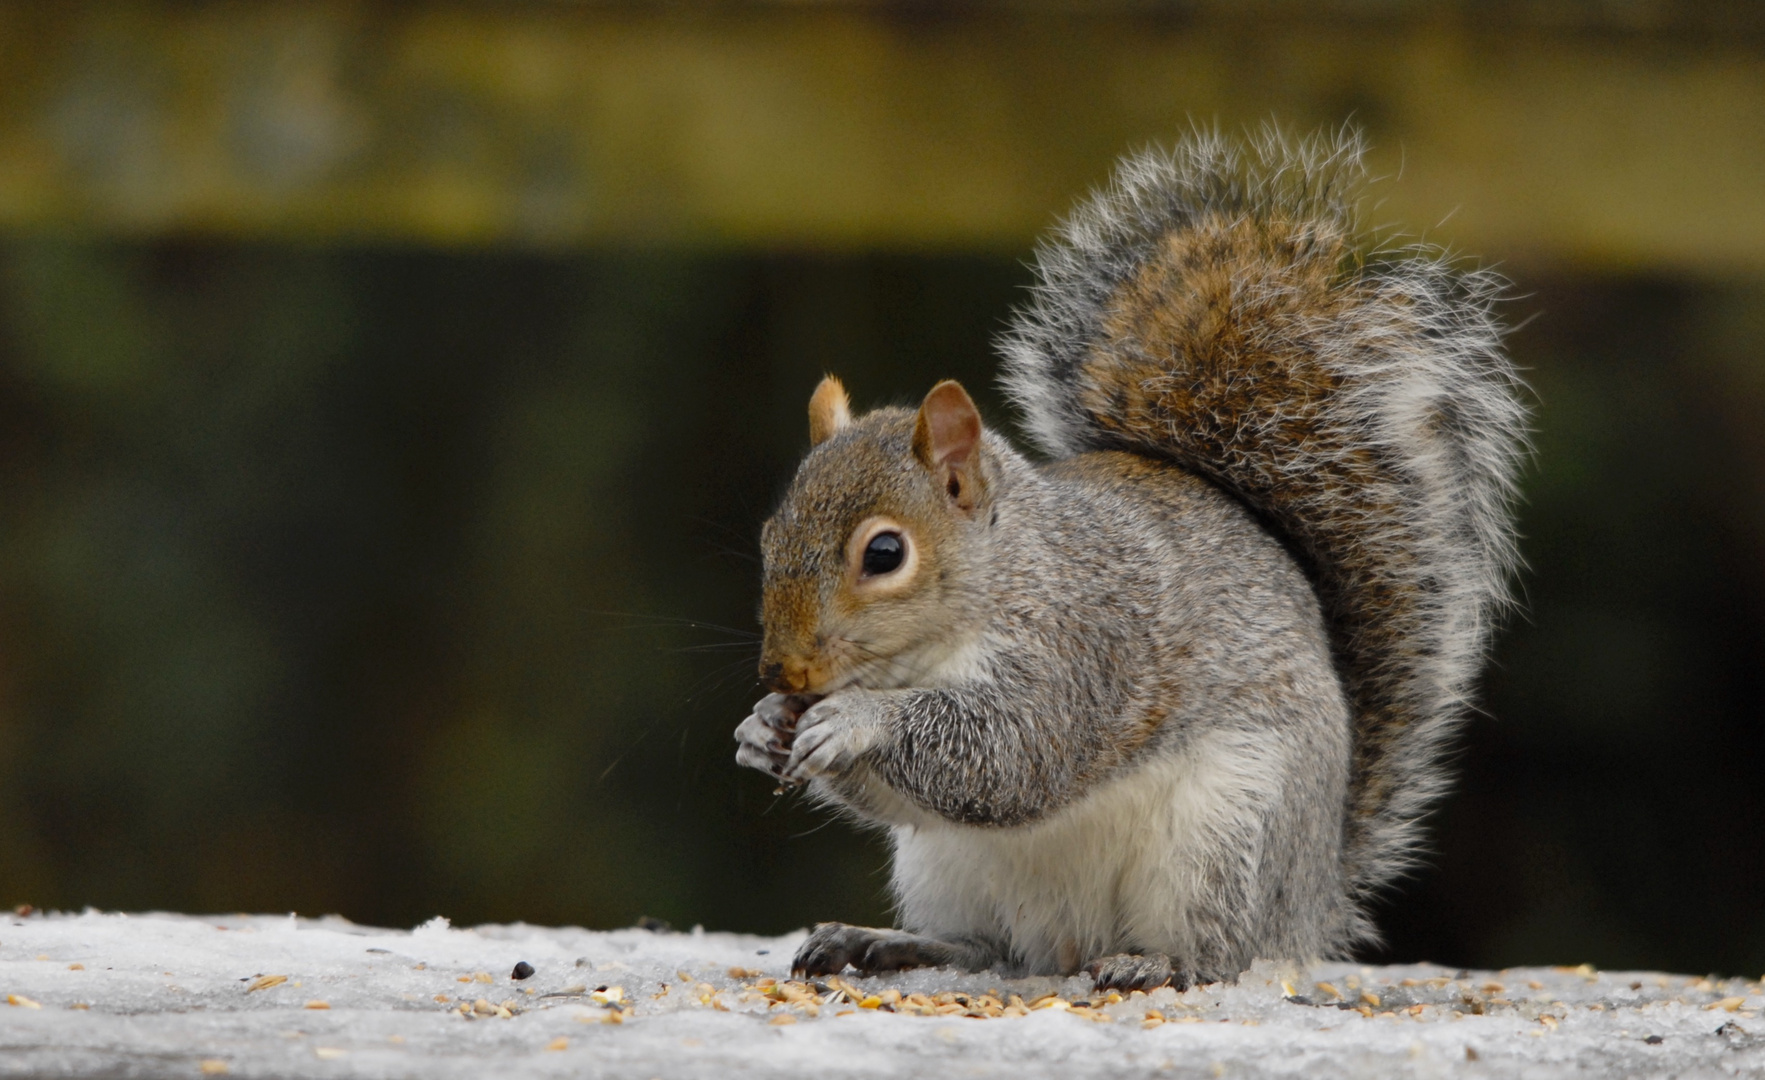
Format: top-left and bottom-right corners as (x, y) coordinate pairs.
(998, 127), (1528, 936)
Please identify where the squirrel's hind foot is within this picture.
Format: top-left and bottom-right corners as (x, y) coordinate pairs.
(1086, 952), (1183, 993)
(791, 923), (986, 977)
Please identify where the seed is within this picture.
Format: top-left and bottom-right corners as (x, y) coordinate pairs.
(303, 1000), (330, 1010)
(511, 962), (535, 981)
(245, 975), (287, 993)
(546, 1037), (568, 1051)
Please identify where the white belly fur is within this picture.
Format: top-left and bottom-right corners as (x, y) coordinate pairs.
(888, 727), (1286, 974)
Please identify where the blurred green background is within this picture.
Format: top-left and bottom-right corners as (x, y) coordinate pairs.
(0, 1), (1762, 978)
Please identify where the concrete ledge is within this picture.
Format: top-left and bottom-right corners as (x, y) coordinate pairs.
(0, 911), (1759, 1078)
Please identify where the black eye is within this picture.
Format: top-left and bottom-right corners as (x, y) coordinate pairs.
(861, 532), (905, 576)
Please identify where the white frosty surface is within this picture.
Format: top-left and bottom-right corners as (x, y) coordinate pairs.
(0, 911), (1761, 1079)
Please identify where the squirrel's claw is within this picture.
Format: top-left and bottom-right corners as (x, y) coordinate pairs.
(733, 714), (786, 777)
(791, 922), (869, 977)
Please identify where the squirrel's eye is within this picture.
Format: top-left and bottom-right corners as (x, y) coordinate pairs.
(861, 532), (905, 576)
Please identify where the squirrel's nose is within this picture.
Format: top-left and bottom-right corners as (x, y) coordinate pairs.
(760, 656), (809, 694)
(759, 659), (786, 692)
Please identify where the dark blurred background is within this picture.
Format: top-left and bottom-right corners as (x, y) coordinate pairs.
(0, 1), (1761, 978)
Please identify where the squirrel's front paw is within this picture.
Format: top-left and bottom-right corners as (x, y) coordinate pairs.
(734, 693), (818, 779)
(782, 693), (886, 783)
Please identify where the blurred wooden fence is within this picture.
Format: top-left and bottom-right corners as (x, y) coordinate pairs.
(0, 2), (1760, 270)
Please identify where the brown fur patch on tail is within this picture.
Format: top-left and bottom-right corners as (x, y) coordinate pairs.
(999, 129), (1526, 916)
(1081, 212), (1450, 885)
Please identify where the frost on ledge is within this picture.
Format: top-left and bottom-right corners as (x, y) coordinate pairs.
(0, 911), (1760, 1078)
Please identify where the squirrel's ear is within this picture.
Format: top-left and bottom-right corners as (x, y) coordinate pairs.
(808, 376), (852, 446)
(913, 380), (986, 513)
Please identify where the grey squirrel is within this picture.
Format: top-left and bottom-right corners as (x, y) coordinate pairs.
(733, 128), (1527, 990)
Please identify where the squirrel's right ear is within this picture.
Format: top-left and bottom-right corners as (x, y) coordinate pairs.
(808, 376), (852, 446)
(913, 380), (986, 514)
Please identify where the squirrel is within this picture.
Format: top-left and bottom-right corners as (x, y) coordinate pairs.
(733, 128), (1527, 991)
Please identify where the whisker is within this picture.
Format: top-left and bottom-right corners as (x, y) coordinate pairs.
(586, 610), (761, 639)
(691, 530), (762, 567)
(595, 716), (672, 783)
(789, 816), (841, 839)
(678, 657), (761, 703)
